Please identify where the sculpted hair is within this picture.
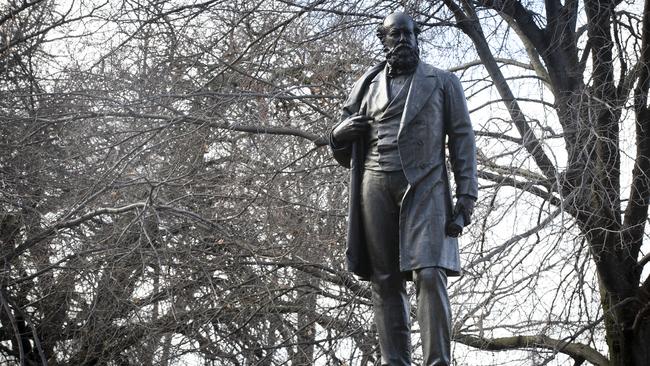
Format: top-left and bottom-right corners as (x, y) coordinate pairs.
(376, 16), (422, 42)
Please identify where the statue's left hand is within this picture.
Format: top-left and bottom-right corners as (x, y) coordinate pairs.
(446, 196), (475, 237)
(454, 195), (475, 226)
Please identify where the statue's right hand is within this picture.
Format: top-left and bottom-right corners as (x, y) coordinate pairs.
(332, 115), (372, 144)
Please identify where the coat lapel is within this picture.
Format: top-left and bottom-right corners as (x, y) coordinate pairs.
(363, 70), (389, 117)
(400, 63), (437, 132)
(342, 62), (385, 116)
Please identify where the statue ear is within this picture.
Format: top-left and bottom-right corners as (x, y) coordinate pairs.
(376, 24), (386, 43)
(413, 22), (421, 37)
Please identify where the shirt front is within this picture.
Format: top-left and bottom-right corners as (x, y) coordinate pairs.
(363, 66), (414, 171)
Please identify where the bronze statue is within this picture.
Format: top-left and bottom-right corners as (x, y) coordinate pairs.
(328, 12), (478, 366)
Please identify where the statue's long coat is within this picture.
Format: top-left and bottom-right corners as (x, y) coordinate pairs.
(329, 61), (478, 280)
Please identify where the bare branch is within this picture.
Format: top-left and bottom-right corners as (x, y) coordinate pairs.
(454, 333), (609, 366)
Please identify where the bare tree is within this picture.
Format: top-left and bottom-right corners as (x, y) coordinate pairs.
(427, 0), (650, 365)
(2, 0), (649, 365)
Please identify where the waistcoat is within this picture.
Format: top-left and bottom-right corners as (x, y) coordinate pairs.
(364, 71), (412, 171)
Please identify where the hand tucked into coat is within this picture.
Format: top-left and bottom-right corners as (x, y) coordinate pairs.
(331, 114), (372, 146)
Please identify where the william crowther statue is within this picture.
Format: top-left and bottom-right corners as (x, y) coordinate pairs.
(328, 12), (478, 366)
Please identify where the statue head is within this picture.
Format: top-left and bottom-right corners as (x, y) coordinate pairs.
(377, 12), (421, 74)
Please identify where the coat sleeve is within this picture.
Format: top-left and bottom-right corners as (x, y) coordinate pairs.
(328, 105), (355, 169)
(444, 73), (478, 200)
(329, 77), (366, 169)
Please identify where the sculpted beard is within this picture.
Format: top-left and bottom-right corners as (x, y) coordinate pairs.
(386, 44), (419, 73)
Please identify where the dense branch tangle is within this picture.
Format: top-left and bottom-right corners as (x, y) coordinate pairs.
(1, 0), (650, 365)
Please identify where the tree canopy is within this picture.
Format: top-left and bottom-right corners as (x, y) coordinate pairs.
(1, 0), (649, 365)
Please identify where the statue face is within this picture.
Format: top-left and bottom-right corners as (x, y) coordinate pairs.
(381, 13), (419, 71)
(381, 13), (418, 54)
